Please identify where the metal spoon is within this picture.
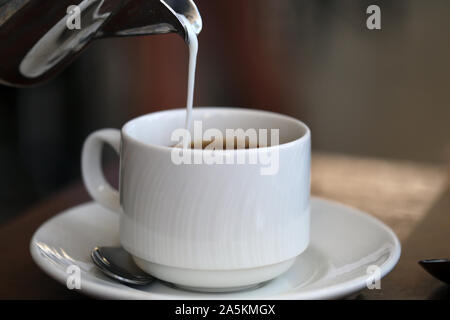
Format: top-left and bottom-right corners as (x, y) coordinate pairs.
(418, 259), (450, 285)
(91, 246), (153, 285)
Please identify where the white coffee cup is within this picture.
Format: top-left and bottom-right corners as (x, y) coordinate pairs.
(82, 107), (311, 291)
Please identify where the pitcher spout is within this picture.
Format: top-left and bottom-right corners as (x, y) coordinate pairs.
(97, 0), (202, 42)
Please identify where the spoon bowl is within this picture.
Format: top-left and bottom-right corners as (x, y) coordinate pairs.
(418, 259), (450, 285)
(91, 246), (154, 286)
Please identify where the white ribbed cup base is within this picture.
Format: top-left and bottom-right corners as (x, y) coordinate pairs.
(133, 256), (297, 292)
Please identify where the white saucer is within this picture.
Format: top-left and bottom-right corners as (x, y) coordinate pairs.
(30, 197), (401, 299)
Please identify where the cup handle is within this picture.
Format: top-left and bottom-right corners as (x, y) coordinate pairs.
(81, 129), (121, 213)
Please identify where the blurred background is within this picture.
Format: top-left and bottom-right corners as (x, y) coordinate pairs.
(0, 0), (449, 224)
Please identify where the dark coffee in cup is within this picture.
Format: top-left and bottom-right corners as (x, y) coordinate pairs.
(173, 137), (261, 150)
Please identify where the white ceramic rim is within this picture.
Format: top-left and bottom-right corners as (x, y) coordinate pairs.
(30, 197), (401, 300)
(121, 107), (311, 153)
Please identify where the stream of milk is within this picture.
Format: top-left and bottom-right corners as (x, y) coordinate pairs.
(180, 16), (198, 132)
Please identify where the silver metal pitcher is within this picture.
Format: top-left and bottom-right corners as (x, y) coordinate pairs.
(0, 0), (202, 86)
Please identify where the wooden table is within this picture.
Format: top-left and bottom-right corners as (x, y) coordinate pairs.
(0, 152), (449, 299)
